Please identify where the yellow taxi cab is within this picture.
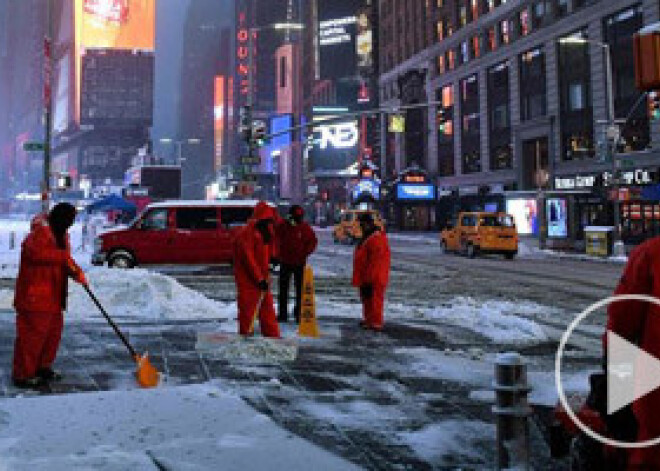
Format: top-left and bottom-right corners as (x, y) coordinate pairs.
(333, 209), (385, 244)
(440, 212), (518, 259)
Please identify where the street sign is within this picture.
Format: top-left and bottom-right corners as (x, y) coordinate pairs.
(23, 142), (46, 152)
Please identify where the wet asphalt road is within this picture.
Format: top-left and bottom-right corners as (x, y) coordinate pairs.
(0, 232), (625, 470)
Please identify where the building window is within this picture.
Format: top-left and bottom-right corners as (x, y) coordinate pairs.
(499, 19), (510, 45)
(461, 75), (481, 174)
(437, 85), (455, 176)
(558, 30), (594, 160)
(461, 41), (469, 64)
(488, 62), (512, 170)
(437, 54), (446, 74)
(471, 36), (481, 59)
(485, 26), (497, 52)
(604, 6), (649, 152)
(556, 0), (568, 17)
(437, 19), (445, 40)
(447, 49), (456, 70)
(279, 56), (287, 88)
(519, 10), (530, 37)
(519, 47), (547, 121)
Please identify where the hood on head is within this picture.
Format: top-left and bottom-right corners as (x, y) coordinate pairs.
(252, 201), (274, 221)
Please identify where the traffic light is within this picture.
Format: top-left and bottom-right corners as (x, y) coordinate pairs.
(239, 106), (252, 143)
(251, 120), (267, 147)
(649, 90), (660, 121)
(437, 108), (446, 133)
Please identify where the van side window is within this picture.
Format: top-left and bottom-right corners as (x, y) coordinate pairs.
(462, 215), (476, 227)
(142, 209), (169, 231)
(176, 208), (218, 230)
(221, 207), (254, 228)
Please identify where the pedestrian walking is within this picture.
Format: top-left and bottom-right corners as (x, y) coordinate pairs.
(233, 201), (280, 338)
(276, 205), (318, 323)
(352, 212), (390, 331)
(12, 203), (87, 389)
(603, 238), (660, 468)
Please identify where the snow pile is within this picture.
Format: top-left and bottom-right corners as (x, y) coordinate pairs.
(397, 420), (494, 465)
(65, 268), (235, 321)
(0, 383), (359, 470)
(298, 400), (406, 429)
(424, 297), (551, 344)
(196, 333), (298, 363)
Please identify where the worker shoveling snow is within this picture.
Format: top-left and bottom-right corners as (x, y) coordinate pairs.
(196, 332), (298, 363)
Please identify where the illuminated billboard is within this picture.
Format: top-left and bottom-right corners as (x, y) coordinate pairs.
(310, 114), (359, 173)
(74, 0), (155, 122)
(214, 76), (226, 172)
(317, 0), (361, 80)
(77, 0), (155, 50)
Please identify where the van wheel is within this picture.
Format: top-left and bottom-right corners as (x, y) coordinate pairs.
(333, 234), (339, 244)
(108, 251), (135, 269)
(440, 240), (448, 254)
(505, 253), (516, 260)
(466, 244), (478, 259)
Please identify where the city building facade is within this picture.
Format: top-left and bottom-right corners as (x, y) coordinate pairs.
(379, 0), (660, 237)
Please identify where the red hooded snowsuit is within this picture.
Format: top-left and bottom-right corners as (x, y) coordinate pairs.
(233, 202), (280, 338)
(352, 230), (391, 329)
(12, 217), (83, 381)
(606, 237), (660, 468)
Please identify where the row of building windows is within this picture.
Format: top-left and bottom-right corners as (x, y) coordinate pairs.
(386, 5), (650, 178)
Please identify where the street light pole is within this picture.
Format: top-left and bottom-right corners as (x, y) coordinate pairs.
(43, 0), (54, 212)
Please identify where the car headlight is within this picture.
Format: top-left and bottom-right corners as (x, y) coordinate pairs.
(93, 237), (103, 252)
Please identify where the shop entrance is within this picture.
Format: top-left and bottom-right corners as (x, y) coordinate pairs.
(522, 137), (549, 190)
(401, 206), (433, 231)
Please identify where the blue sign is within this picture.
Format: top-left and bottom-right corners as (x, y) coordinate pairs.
(352, 179), (380, 201)
(396, 184), (436, 201)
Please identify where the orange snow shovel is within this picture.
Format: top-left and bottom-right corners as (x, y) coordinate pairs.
(246, 292), (266, 336)
(84, 285), (159, 388)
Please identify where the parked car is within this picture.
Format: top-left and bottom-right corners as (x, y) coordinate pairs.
(440, 212), (518, 259)
(92, 200), (274, 268)
(333, 209), (385, 244)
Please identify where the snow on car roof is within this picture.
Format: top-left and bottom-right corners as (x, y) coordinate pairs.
(147, 200), (275, 209)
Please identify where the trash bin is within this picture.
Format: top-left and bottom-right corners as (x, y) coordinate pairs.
(585, 226), (614, 257)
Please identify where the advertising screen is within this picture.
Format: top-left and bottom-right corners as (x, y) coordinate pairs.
(75, 0), (155, 122)
(396, 184), (436, 201)
(317, 0), (361, 80)
(352, 179), (380, 201)
(506, 199), (538, 235)
(309, 115), (359, 172)
(547, 198), (568, 238)
(77, 0), (155, 50)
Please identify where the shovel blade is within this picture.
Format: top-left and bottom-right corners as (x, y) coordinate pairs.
(135, 353), (159, 388)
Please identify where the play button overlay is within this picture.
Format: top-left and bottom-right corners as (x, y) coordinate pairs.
(556, 294), (660, 449)
(608, 331), (660, 415)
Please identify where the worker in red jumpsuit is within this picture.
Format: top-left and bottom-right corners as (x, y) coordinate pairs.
(605, 237), (660, 468)
(276, 205), (318, 323)
(352, 212), (390, 331)
(13, 203), (87, 389)
(233, 201), (280, 338)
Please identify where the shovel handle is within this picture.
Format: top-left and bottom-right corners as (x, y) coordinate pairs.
(248, 292), (266, 336)
(84, 284), (137, 358)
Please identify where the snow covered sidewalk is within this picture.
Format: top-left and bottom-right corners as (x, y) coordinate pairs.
(0, 383), (360, 470)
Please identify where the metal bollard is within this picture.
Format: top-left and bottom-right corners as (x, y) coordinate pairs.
(9, 231), (15, 250)
(493, 352), (532, 470)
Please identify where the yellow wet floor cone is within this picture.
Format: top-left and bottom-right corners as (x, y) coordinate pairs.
(298, 264), (320, 338)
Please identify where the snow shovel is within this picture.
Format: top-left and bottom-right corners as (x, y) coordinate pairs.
(247, 292), (266, 336)
(83, 284), (159, 388)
